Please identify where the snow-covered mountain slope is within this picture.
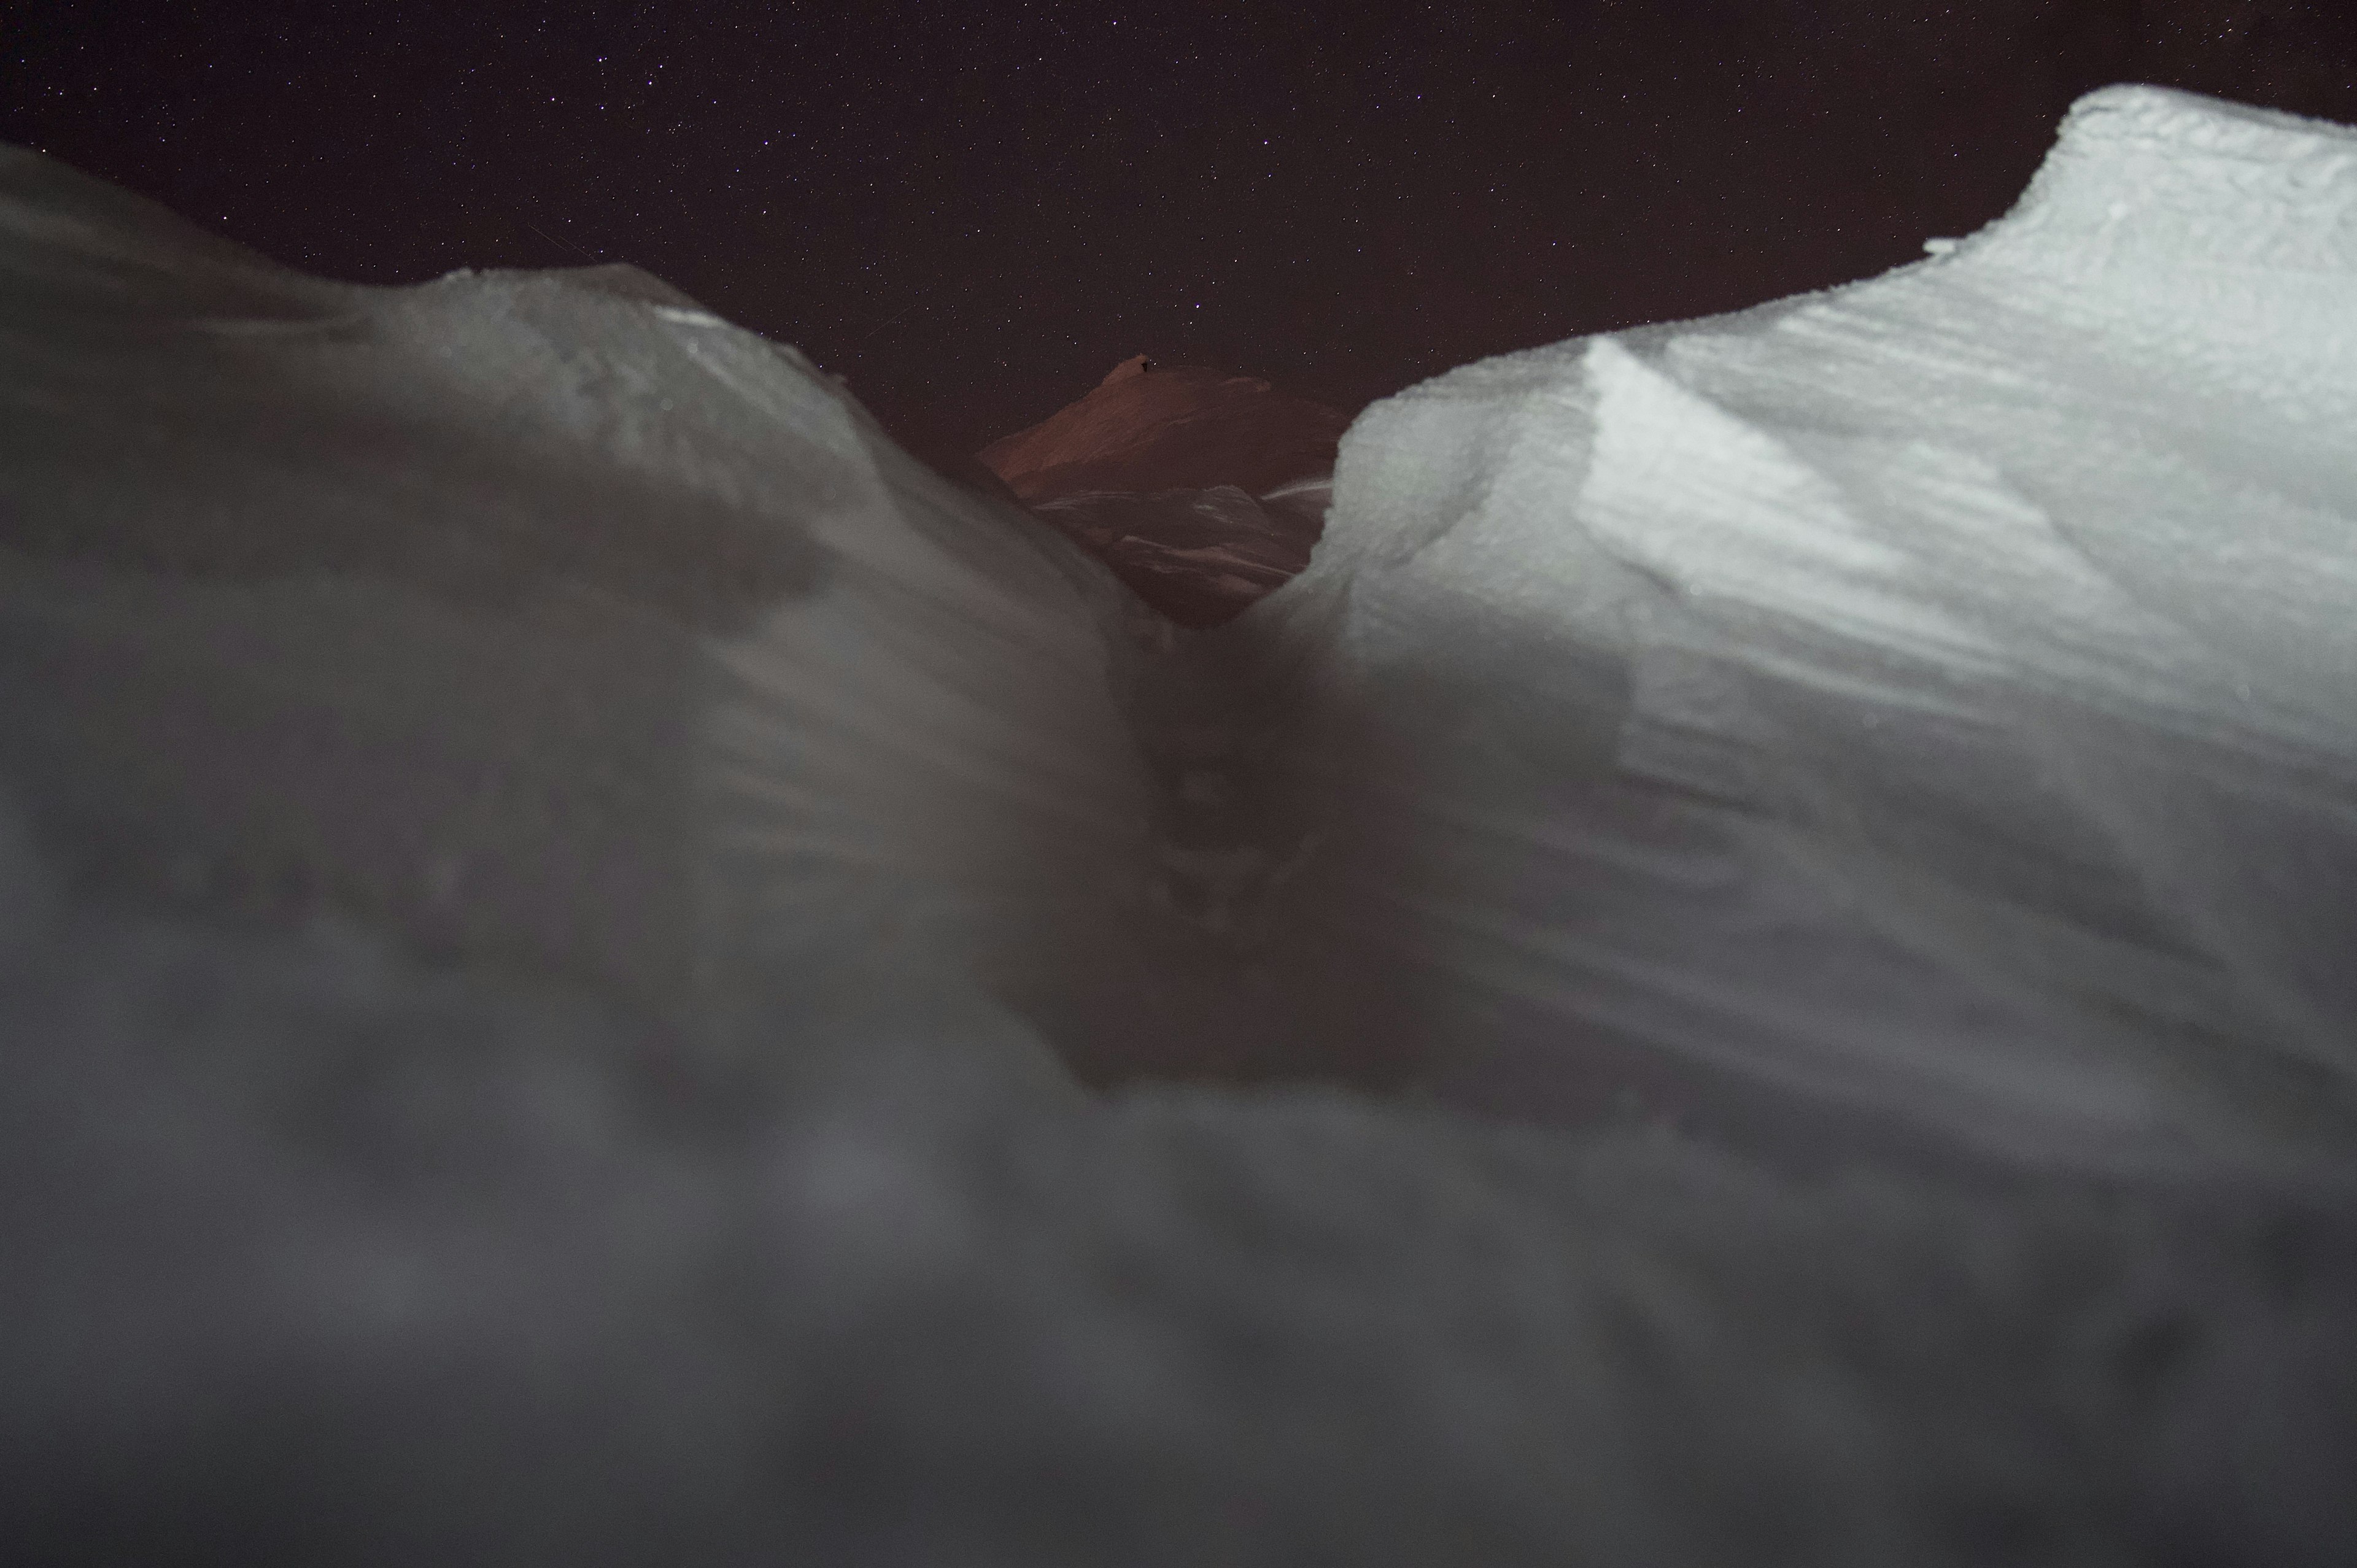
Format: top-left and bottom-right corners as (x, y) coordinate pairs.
(978, 354), (1347, 504)
(977, 357), (1345, 625)
(1224, 83), (2357, 1173)
(4, 85), (2357, 1567)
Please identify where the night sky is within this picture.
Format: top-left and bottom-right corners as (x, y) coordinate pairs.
(8, 3), (2356, 467)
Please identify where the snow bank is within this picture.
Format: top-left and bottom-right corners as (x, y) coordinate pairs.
(1248, 85), (2357, 1172)
(0, 141), (1163, 1067)
(4, 86), (2357, 1565)
(8, 813), (2350, 1565)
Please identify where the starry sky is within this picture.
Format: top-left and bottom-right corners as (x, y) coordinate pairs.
(7, 2), (2355, 466)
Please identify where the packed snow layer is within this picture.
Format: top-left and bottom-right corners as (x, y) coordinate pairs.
(5, 85), (2357, 1565)
(1237, 85), (2357, 1173)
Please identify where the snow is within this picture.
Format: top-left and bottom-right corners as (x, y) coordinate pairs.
(1255, 83), (2357, 1173)
(0, 141), (1163, 1061)
(2, 85), (2356, 1565)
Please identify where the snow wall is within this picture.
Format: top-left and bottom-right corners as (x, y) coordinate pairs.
(1235, 83), (2357, 1172)
(2, 85), (2356, 1565)
(0, 134), (1181, 1087)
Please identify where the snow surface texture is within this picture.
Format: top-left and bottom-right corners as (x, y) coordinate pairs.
(3, 85), (2356, 1564)
(1246, 84), (2357, 1176)
(0, 141), (1165, 1059)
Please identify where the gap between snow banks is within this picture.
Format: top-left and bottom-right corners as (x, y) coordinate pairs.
(2, 88), (2356, 1186)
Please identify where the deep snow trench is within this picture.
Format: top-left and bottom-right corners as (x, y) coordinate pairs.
(4, 85), (2356, 1172)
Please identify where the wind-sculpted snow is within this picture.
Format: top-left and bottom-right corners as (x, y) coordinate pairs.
(0, 141), (1163, 1053)
(4, 87), (2357, 1565)
(1247, 84), (2357, 1174)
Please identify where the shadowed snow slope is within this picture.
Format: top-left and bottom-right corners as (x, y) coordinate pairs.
(0, 141), (1169, 1060)
(1032, 478), (1331, 627)
(978, 358), (1346, 625)
(3, 87), (2357, 1566)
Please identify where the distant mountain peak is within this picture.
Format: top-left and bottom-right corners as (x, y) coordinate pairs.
(977, 359), (1346, 507)
(973, 361), (1347, 626)
(1099, 353), (1156, 387)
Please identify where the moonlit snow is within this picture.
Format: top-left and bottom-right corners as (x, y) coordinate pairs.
(3, 85), (2355, 1564)
(1252, 84), (2357, 1173)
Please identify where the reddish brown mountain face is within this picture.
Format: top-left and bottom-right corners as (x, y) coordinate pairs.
(977, 358), (1349, 627)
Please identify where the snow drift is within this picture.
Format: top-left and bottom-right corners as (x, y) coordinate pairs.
(0, 142), (1175, 1068)
(1244, 84), (2357, 1173)
(2, 85), (2355, 1566)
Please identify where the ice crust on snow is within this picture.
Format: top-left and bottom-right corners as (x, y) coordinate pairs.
(2, 85), (2356, 1564)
